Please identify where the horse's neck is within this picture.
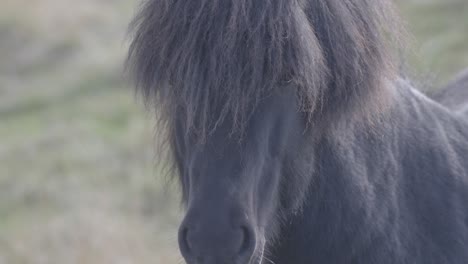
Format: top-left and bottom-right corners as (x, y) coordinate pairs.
(273, 81), (468, 263)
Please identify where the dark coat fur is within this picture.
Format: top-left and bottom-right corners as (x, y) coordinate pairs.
(434, 68), (468, 117)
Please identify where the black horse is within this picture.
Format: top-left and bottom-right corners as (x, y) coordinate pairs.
(127, 0), (468, 263)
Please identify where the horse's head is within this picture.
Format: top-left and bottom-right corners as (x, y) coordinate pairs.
(128, 0), (398, 262)
(174, 91), (307, 263)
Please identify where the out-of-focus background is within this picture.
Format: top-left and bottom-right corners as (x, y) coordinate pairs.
(0, 0), (467, 263)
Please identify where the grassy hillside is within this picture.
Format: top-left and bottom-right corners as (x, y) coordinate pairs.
(0, 0), (467, 263)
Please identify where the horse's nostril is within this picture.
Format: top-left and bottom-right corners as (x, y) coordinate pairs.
(178, 226), (191, 257)
(238, 225), (256, 258)
(178, 216), (257, 262)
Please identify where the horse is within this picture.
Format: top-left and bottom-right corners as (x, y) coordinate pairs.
(434, 68), (468, 117)
(127, 0), (468, 263)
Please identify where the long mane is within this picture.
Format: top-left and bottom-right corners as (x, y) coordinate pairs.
(127, 0), (399, 142)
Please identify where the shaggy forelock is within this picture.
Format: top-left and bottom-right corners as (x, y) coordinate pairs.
(127, 0), (399, 142)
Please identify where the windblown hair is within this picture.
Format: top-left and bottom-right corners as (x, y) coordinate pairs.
(128, 0), (399, 142)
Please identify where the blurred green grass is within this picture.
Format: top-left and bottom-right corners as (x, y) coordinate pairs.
(399, 0), (468, 87)
(0, 0), (467, 263)
(0, 1), (182, 263)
